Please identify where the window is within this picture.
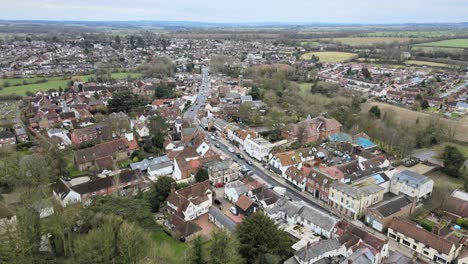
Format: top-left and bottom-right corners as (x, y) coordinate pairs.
(402, 240), (411, 247)
(423, 250), (429, 256)
(389, 233), (397, 239)
(412, 245), (417, 250)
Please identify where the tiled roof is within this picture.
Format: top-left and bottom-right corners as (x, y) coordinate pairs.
(236, 195), (254, 211)
(389, 218), (458, 255)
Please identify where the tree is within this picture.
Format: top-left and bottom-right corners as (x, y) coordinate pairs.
(147, 176), (175, 212)
(248, 86), (261, 101)
(361, 67), (372, 80)
(442, 146), (466, 177)
(195, 168), (209, 183)
(117, 222), (152, 264)
(145, 116), (168, 154)
(154, 82), (174, 99)
(107, 90), (144, 113)
(368, 105), (381, 119)
(187, 236), (205, 264)
(236, 212), (293, 263)
(421, 100), (430, 109)
(209, 230), (243, 264)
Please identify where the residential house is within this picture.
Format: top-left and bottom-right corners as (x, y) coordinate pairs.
(388, 217), (463, 264)
(235, 195), (257, 216)
(244, 137), (274, 162)
(365, 195), (416, 232)
(130, 156), (173, 181)
(335, 220), (390, 264)
(14, 126), (28, 142)
(202, 158), (239, 185)
(0, 131), (16, 147)
(134, 122), (150, 139)
(166, 181), (213, 221)
(282, 115), (342, 144)
(224, 180), (249, 202)
(292, 239), (347, 264)
(284, 166), (307, 191)
(247, 186), (280, 209)
(306, 167), (335, 202)
(208, 207), (237, 231)
(268, 148), (314, 177)
(390, 170), (433, 201)
(69, 123), (111, 146)
(328, 181), (385, 220)
(53, 170), (145, 206)
(267, 198), (339, 239)
(166, 213), (202, 242)
(74, 138), (138, 171)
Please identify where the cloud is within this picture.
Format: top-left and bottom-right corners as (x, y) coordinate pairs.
(0, 0), (467, 23)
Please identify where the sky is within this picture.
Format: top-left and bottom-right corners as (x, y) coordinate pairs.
(1, 0), (468, 24)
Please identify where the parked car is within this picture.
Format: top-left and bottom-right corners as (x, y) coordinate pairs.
(228, 147), (235, 153)
(237, 153), (244, 159)
(214, 143), (221, 148)
(211, 135), (216, 140)
(215, 182), (224, 188)
(214, 199), (222, 205)
(247, 160), (253, 166)
(230, 206), (238, 215)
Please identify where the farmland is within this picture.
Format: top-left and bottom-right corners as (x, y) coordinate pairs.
(404, 60), (450, 68)
(300, 51), (357, 63)
(362, 102), (468, 143)
(323, 37), (420, 46)
(0, 72), (142, 96)
(411, 46), (465, 55)
(416, 39), (468, 48)
(365, 31), (467, 38)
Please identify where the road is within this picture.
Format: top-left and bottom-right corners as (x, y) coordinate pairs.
(183, 66), (210, 121)
(207, 135), (336, 217)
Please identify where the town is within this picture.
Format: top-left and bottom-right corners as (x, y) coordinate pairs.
(0, 18), (468, 264)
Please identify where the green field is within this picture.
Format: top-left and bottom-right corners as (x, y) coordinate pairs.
(404, 60), (450, 68)
(152, 231), (188, 255)
(365, 31), (465, 38)
(0, 72), (142, 96)
(416, 39), (468, 48)
(411, 46), (465, 55)
(300, 51), (357, 63)
(324, 37), (418, 46)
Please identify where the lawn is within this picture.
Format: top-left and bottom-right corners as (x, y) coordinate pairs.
(64, 154), (88, 178)
(324, 37), (418, 46)
(152, 230), (189, 255)
(0, 72), (142, 96)
(416, 39), (468, 49)
(424, 170), (463, 210)
(404, 60), (450, 68)
(300, 51), (357, 63)
(431, 143), (468, 158)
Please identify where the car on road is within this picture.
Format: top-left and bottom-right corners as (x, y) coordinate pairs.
(237, 153), (244, 159)
(246, 160), (253, 166)
(214, 143), (220, 148)
(210, 135), (216, 140)
(229, 206), (238, 215)
(228, 147), (235, 153)
(190, 109), (194, 111)
(214, 182), (224, 188)
(214, 198), (222, 205)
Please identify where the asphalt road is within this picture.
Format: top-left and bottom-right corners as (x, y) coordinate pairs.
(183, 66), (210, 121)
(206, 135), (335, 216)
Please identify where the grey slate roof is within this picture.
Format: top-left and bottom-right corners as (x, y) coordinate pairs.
(367, 195), (412, 217)
(392, 170), (431, 188)
(209, 207), (237, 231)
(225, 180), (249, 196)
(267, 198), (338, 232)
(130, 155), (170, 171)
(295, 239), (343, 262)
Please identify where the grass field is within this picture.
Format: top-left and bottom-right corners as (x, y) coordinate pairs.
(416, 39), (468, 48)
(0, 72), (142, 96)
(362, 102), (468, 143)
(404, 60), (450, 68)
(424, 170), (463, 210)
(430, 143), (468, 158)
(366, 31), (465, 38)
(300, 51), (357, 63)
(324, 37), (418, 46)
(411, 46), (465, 54)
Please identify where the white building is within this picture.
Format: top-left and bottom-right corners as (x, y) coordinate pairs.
(244, 137), (274, 162)
(390, 170), (433, 201)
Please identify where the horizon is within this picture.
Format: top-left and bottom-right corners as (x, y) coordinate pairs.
(2, 0), (468, 24)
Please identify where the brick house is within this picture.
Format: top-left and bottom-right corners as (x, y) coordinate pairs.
(282, 115), (342, 143)
(0, 130), (16, 147)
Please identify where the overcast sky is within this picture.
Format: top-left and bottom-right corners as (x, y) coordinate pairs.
(1, 0), (468, 24)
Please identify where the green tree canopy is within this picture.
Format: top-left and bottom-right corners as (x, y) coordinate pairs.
(108, 90), (144, 113)
(209, 230), (243, 264)
(147, 176), (175, 212)
(236, 212), (293, 263)
(195, 168), (209, 183)
(368, 105), (381, 119)
(442, 145), (466, 177)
